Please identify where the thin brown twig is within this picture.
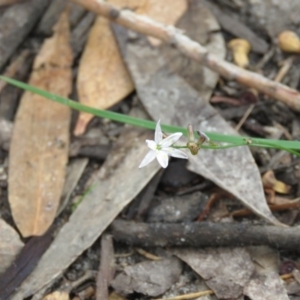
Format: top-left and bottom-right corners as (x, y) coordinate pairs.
(234, 104), (255, 131)
(154, 289), (215, 300)
(71, 0), (300, 111)
(274, 55), (296, 83)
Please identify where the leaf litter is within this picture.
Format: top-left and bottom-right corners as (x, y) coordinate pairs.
(74, 16), (134, 136)
(112, 20), (281, 224)
(0, 0), (300, 299)
(8, 9), (72, 237)
(0, 219), (23, 275)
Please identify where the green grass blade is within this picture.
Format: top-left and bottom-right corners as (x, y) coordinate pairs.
(1, 75), (300, 151)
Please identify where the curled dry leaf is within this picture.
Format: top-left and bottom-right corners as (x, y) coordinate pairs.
(8, 10), (72, 237)
(262, 170), (291, 194)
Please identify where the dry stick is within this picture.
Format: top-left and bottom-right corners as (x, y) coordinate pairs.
(234, 104), (255, 131)
(154, 290), (215, 300)
(274, 55), (296, 83)
(96, 234), (115, 300)
(111, 220), (300, 250)
(71, 0), (300, 111)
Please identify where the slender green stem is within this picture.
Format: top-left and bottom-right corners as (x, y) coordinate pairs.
(0, 75), (300, 155)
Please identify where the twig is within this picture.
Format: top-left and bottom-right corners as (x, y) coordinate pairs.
(96, 234), (115, 300)
(234, 104), (255, 131)
(71, 0), (300, 111)
(274, 55), (296, 83)
(111, 220), (300, 250)
(154, 289), (215, 300)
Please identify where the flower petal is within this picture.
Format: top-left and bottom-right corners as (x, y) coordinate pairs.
(163, 147), (188, 159)
(146, 140), (157, 150)
(139, 150), (156, 168)
(156, 150), (169, 168)
(160, 132), (182, 148)
(155, 120), (163, 144)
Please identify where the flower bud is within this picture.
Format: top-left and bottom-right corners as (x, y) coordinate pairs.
(187, 124), (199, 155)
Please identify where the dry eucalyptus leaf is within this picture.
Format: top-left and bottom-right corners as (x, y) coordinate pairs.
(75, 16), (134, 136)
(112, 24), (281, 225)
(173, 248), (255, 299)
(147, 192), (208, 223)
(244, 246), (288, 300)
(246, 246), (280, 275)
(160, 0), (225, 99)
(111, 257), (182, 297)
(75, 0), (186, 136)
(0, 218), (24, 275)
(244, 272), (289, 300)
(11, 125), (160, 299)
(8, 10), (72, 237)
(245, 0), (300, 37)
(109, 0), (187, 41)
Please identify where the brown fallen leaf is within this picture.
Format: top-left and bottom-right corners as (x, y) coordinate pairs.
(110, 0), (187, 46)
(8, 9), (72, 237)
(74, 0), (186, 135)
(173, 248), (255, 299)
(244, 0), (300, 38)
(112, 22), (282, 225)
(11, 113), (160, 298)
(160, 0), (225, 99)
(138, 0), (187, 46)
(0, 218), (24, 275)
(244, 246), (288, 300)
(74, 16), (134, 136)
(244, 273), (289, 300)
(111, 257), (182, 297)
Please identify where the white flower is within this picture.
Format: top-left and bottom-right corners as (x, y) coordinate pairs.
(139, 120), (188, 169)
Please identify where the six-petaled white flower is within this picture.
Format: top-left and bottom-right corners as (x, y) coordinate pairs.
(139, 120), (188, 169)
